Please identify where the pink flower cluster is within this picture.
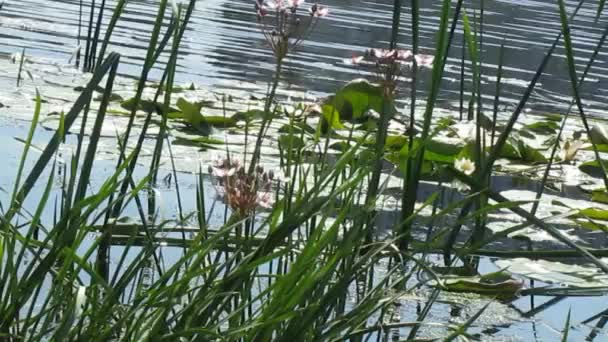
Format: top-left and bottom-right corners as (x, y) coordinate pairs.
(254, 0), (328, 58)
(346, 48), (434, 68)
(255, 0), (328, 17)
(344, 48), (434, 94)
(209, 158), (276, 216)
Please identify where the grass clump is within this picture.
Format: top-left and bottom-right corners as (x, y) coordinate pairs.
(3, 0), (608, 340)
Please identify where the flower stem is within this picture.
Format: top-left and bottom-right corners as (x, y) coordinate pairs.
(249, 55), (284, 174)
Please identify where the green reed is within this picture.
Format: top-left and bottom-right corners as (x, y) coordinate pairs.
(3, 0), (608, 340)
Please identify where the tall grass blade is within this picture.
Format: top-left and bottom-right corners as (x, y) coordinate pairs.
(557, 0), (608, 190)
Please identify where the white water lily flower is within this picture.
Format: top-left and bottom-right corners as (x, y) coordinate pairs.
(560, 139), (588, 163)
(452, 178), (470, 192)
(451, 121), (476, 142)
(75, 286), (87, 317)
(454, 157), (475, 176)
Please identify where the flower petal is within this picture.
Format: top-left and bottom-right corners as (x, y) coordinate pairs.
(414, 54), (434, 68)
(344, 55), (364, 65)
(396, 49), (413, 61)
(288, 0), (304, 7)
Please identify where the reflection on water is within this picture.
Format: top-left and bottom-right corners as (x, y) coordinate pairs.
(1, 0), (608, 115)
(2, 1), (608, 340)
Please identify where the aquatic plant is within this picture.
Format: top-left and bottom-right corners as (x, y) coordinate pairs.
(209, 157), (276, 217)
(452, 157), (475, 192)
(5, 0), (608, 340)
(346, 48), (433, 94)
(248, 0), (328, 172)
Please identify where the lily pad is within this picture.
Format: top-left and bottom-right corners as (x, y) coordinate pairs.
(523, 120), (559, 135)
(517, 140), (546, 163)
(583, 144), (608, 153)
(579, 159), (608, 178)
(495, 258), (608, 288)
(591, 190), (608, 204)
(278, 122), (316, 135)
(203, 116), (237, 128)
(399, 138), (461, 165)
(278, 134), (305, 150)
(231, 109), (274, 122)
(543, 113), (564, 122)
(358, 135), (407, 150)
(493, 140), (521, 160)
(577, 208), (608, 221)
(173, 97), (213, 134)
(431, 270), (523, 300)
(321, 104), (344, 131)
(120, 97), (178, 114)
(173, 136), (224, 150)
(589, 125), (608, 145)
(329, 79), (387, 120)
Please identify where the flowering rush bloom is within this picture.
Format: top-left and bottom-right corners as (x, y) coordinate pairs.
(209, 157), (282, 216)
(344, 48), (434, 69)
(255, 0), (328, 58)
(309, 3), (329, 17)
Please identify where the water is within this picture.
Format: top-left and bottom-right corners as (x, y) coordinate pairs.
(2, 0), (608, 340)
(2, 0), (608, 115)
(2, 120), (607, 341)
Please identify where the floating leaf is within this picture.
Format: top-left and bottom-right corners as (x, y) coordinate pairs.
(589, 125), (608, 145)
(173, 136), (224, 150)
(524, 120), (559, 135)
(399, 138), (460, 164)
(321, 104), (344, 130)
(94, 92), (123, 102)
(492, 140), (520, 159)
(278, 134), (305, 150)
(577, 208), (608, 221)
(543, 113), (564, 122)
(496, 258), (608, 287)
(583, 144), (608, 153)
(203, 116), (237, 128)
(591, 190), (608, 204)
(518, 129), (536, 140)
(121, 97), (178, 114)
(479, 113), (495, 130)
(231, 109), (268, 122)
(329, 79), (387, 120)
(457, 142), (477, 160)
(174, 97), (211, 134)
(430, 270), (523, 300)
(358, 135), (407, 150)
(575, 219), (608, 232)
(517, 140), (547, 163)
(329, 141), (351, 151)
(579, 159), (608, 178)
(385, 135), (408, 150)
(278, 122), (316, 135)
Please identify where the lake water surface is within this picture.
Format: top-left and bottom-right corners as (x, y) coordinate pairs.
(2, 0), (608, 116)
(2, 0), (608, 341)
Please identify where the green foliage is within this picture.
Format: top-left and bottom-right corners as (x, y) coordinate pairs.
(174, 97), (211, 134)
(591, 190), (608, 204)
(523, 120), (560, 134)
(279, 134), (305, 150)
(579, 159), (608, 178)
(121, 97), (178, 114)
(6, 0), (608, 339)
(432, 270), (522, 300)
(517, 139), (547, 163)
(232, 109), (268, 122)
(320, 80), (391, 132)
(173, 136), (225, 150)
